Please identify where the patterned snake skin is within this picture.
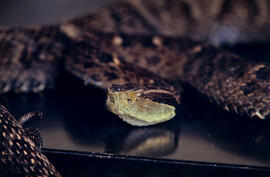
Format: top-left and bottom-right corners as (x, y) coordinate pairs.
(1, 0), (270, 175)
(0, 105), (61, 176)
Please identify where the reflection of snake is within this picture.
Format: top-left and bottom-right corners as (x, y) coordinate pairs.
(1, 0), (270, 175)
(1, 0), (270, 126)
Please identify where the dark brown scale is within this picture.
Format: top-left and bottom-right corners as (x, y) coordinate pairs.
(0, 41), (14, 62)
(110, 1), (157, 35)
(104, 72), (118, 81)
(255, 66), (270, 80)
(97, 52), (114, 63)
(120, 37), (132, 47)
(182, 55), (196, 75)
(241, 82), (257, 96)
(141, 38), (157, 48)
(0, 105), (61, 176)
(178, 1), (194, 22)
(216, 55), (247, 77)
(217, 0), (234, 20)
(83, 61), (99, 68)
(146, 56), (161, 66)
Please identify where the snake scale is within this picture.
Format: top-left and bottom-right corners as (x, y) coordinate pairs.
(1, 0), (270, 175)
(0, 105), (61, 176)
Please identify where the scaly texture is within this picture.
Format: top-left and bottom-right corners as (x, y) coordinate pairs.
(181, 44), (270, 119)
(1, 0), (270, 173)
(69, 0), (270, 44)
(0, 26), (68, 94)
(65, 35), (180, 125)
(0, 0), (269, 123)
(0, 105), (61, 176)
(64, 31), (270, 120)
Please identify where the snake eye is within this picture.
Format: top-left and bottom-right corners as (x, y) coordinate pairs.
(127, 99), (132, 103)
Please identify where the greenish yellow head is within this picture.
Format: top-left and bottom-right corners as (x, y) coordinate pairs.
(106, 85), (178, 126)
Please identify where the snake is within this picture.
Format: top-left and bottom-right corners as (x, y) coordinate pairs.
(0, 105), (61, 176)
(1, 0), (270, 175)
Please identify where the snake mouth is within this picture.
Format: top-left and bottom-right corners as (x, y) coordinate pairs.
(106, 85), (178, 126)
(141, 90), (179, 107)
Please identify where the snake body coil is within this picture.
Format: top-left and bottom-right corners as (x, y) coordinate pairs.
(0, 105), (61, 176)
(1, 0), (270, 125)
(1, 0), (270, 175)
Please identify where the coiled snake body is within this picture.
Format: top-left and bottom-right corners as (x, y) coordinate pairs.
(1, 0), (270, 175)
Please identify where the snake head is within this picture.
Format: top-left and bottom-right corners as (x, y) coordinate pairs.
(106, 84), (179, 126)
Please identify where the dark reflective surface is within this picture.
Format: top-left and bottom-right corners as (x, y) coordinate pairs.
(0, 71), (269, 169)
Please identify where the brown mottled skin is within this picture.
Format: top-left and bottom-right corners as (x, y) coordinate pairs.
(65, 34), (180, 106)
(1, 0), (270, 175)
(0, 105), (61, 176)
(66, 32), (270, 119)
(181, 45), (270, 119)
(0, 26), (67, 94)
(70, 0), (270, 44)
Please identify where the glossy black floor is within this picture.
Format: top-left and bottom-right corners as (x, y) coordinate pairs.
(0, 69), (269, 177)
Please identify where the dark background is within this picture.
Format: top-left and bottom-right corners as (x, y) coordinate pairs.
(0, 0), (113, 26)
